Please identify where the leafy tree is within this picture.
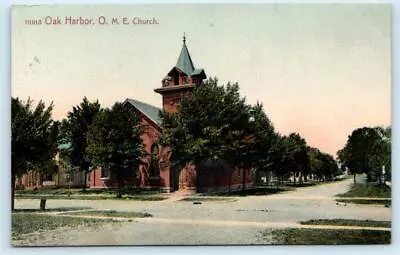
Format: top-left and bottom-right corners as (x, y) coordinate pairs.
(308, 147), (340, 182)
(246, 102), (276, 186)
(382, 126), (391, 181)
(267, 134), (288, 185)
(159, 78), (255, 190)
(368, 127), (391, 183)
(33, 120), (62, 183)
(320, 152), (340, 180)
(337, 126), (391, 184)
(307, 146), (323, 181)
(282, 133), (309, 185)
(11, 97), (57, 210)
(86, 102), (144, 197)
(61, 97), (101, 191)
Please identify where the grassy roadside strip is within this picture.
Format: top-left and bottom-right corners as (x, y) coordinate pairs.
(204, 187), (295, 197)
(263, 218), (392, 244)
(336, 198), (391, 206)
(300, 219), (391, 228)
(15, 188), (160, 196)
(61, 210), (152, 218)
(12, 208), (152, 240)
(205, 178), (347, 197)
(267, 228), (391, 244)
(15, 194), (167, 201)
(11, 213), (118, 240)
(336, 183), (391, 198)
(335, 183), (391, 205)
(12, 207), (92, 213)
(179, 197), (237, 202)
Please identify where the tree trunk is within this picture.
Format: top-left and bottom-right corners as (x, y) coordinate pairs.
(116, 183), (122, 198)
(255, 170), (260, 186)
(11, 175), (16, 211)
(116, 171), (123, 198)
(378, 170), (383, 186)
(228, 169), (232, 193)
(82, 169), (87, 192)
(293, 172), (296, 186)
(242, 169), (246, 191)
(353, 173), (356, 184)
(40, 199), (46, 210)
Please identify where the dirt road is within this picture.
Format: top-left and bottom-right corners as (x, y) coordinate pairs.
(13, 177), (391, 246)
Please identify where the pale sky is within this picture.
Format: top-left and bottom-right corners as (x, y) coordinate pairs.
(11, 4), (391, 156)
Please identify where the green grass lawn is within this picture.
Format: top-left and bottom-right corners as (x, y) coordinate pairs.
(13, 207), (92, 213)
(11, 213), (117, 240)
(15, 194), (167, 201)
(63, 210), (152, 218)
(179, 197), (236, 202)
(337, 183), (391, 198)
(336, 182), (391, 205)
(209, 179), (344, 197)
(284, 182), (317, 188)
(209, 187), (294, 197)
(336, 198), (391, 206)
(268, 228), (391, 245)
(300, 219), (391, 228)
(16, 188), (160, 196)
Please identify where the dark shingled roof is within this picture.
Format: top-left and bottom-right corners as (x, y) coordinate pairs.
(191, 68), (205, 76)
(124, 98), (162, 126)
(175, 37), (195, 75)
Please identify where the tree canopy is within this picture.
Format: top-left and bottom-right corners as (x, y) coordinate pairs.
(337, 126), (391, 183)
(11, 97), (58, 209)
(159, 78), (339, 188)
(159, 78), (254, 169)
(86, 102), (144, 196)
(61, 97), (101, 190)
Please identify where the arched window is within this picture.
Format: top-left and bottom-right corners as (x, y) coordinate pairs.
(149, 144), (160, 177)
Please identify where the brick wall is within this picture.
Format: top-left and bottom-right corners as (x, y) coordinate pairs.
(197, 168), (252, 193)
(162, 93), (180, 113)
(195, 161), (253, 193)
(138, 114), (160, 153)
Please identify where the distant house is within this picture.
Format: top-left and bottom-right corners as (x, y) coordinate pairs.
(15, 143), (86, 189)
(53, 143), (86, 188)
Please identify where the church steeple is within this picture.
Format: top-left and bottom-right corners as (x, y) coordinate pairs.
(154, 35), (207, 113)
(176, 34), (195, 75)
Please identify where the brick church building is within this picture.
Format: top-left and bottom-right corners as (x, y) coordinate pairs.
(88, 35), (253, 193)
(17, 36), (253, 193)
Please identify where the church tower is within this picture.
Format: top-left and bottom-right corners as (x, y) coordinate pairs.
(154, 35), (207, 113)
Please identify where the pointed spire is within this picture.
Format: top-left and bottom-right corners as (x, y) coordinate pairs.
(176, 33), (195, 74)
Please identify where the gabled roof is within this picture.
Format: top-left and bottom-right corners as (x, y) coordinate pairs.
(123, 98), (162, 126)
(191, 68), (206, 77)
(175, 36), (195, 75)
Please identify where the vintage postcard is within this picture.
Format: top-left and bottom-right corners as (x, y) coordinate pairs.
(11, 4), (391, 246)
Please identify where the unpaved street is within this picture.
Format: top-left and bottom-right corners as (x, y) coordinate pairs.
(13, 177), (391, 246)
